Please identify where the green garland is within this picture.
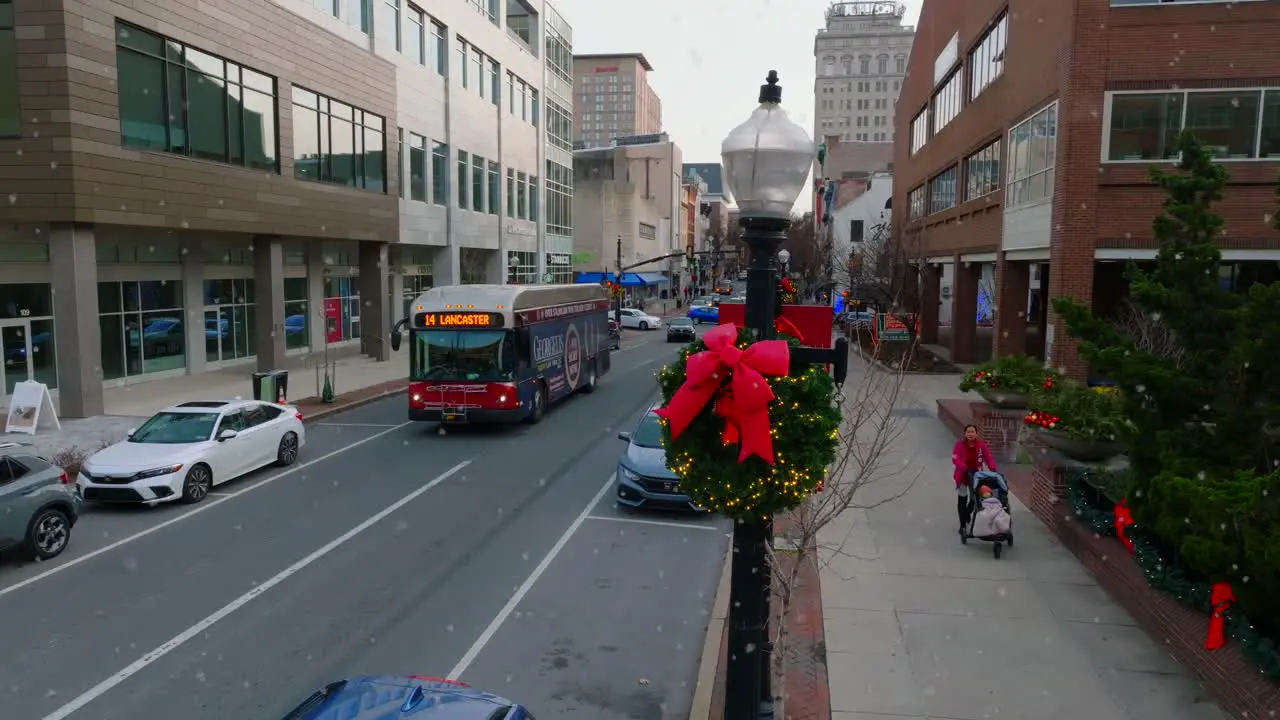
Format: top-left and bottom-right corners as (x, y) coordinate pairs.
(1066, 468), (1280, 679)
(656, 327), (841, 520)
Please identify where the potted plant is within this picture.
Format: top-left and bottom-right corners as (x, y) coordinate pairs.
(958, 355), (1058, 409)
(1024, 382), (1128, 462)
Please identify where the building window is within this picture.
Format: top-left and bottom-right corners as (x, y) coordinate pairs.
(545, 27), (572, 84)
(322, 275), (361, 342)
(859, 55), (870, 74)
(313, 0), (339, 18)
(964, 139), (1001, 201)
(430, 21), (446, 76)
(969, 13), (1007, 101)
(506, 168), (515, 217)
(507, 72), (516, 114)
(115, 23), (279, 171)
(471, 154), (484, 211)
(202, 279), (256, 363)
(516, 171), (527, 219)
(98, 281), (187, 380)
(546, 159), (572, 236)
(471, 46), (484, 97)
(1007, 102), (1057, 207)
(547, 99), (573, 151)
(407, 132), (427, 201)
(487, 160), (500, 215)
(928, 166), (958, 214)
(895, 55), (906, 74)
(909, 110), (927, 154)
(283, 277), (309, 351)
(456, 37), (468, 88)
(404, 3), (424, 64)
(531, 90), (539, 127)
(381, 0), (400, 52)
(877, 54), (888, 74)
(0, 2), (17, 135)
(430, 141), (448, 205)
(488, 59), (500, 106)
(456, 149), (469, 208)
(931, 71), (961, 135)
(907, 186), (925, 220)
(291, 86), (385, 191)
(1105, 89), (1280, 161)
(348, 0), (372, 34)
(529, 176), (539, 222)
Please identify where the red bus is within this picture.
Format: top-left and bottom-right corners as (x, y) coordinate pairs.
(389, 284), (612, 424)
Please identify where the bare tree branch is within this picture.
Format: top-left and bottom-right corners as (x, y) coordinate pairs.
(1113, 297), (1187, 369)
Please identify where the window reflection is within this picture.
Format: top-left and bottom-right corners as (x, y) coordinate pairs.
(291, 86), (386, 192)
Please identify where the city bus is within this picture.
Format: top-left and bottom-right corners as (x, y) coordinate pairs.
(389, 284), (612, 424)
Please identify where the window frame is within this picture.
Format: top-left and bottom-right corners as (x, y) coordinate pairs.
(963, 138), (1002, 202)
(967, 12), (1007, 102)
(290, 85), (386, 192)
(1005, 101), (1057, 208)
(927, 165), (958, 215)
(1101, 88), (1278, 163)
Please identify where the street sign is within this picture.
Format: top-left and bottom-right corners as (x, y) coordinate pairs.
(875, 313), (913, 341)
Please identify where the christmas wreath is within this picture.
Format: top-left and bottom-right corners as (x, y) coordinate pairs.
(655, 322), (842, 520)
(779, 276), (798, 305)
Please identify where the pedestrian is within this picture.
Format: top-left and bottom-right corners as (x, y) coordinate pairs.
(951, 424), (998, 534)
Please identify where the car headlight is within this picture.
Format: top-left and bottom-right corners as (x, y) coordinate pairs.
(135, 464), (184, 479)
(618, 466), (638, 482)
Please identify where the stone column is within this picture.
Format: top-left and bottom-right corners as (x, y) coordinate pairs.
(358, 241), (390, 360)
(253, 235), (287, 371)
(305, 244), (326, 352)
(433, 244), (460, 286)
(919, 263), (941, 345)
(950, 256), (980, 363)
(49, 223), (104, 418)
(486, 249), (505, 284)
(180, 236), (206, 375)
(993, 257), (1031, 358)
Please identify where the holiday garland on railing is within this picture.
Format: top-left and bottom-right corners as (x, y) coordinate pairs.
(655, 323), (841, 520)
(1065, 467), (1280, 679)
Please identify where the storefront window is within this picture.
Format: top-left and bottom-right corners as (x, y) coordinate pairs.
(402, 273), (433, 317)
(99, 280), (186, 380)
(459, 248), (488, 284)
(284, 277), (309, 350)
(322, 276), (360, 343)
(0, 282), (53, 320)
(202, 279), (255, 363)
(507, 251), (536, 284)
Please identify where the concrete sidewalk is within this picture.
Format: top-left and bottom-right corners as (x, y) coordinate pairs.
(817, 365), (1226, 720)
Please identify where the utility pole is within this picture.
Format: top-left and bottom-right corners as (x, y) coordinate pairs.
(614, 234), (623, 324)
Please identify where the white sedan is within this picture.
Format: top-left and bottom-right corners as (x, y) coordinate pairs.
(617, 308), (662, 330)
(78, 399), (306, 505)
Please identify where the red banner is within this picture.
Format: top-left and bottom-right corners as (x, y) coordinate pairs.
(717, 303), (833, 349)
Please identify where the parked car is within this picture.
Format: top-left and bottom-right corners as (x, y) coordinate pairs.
(278, 675), (537, 719)
(617, 308), (661, 330)
(687, 305), (719, 324)
(666, 316), (696, 343)
(78, 399), (306, 505)
(614, 406), (706, 512)
(0, 441), (78, 561)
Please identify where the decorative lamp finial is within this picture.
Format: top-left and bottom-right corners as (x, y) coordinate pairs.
(759, 70), (782, 104)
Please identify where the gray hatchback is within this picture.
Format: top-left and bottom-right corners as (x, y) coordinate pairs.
(0, 442), (78, 561)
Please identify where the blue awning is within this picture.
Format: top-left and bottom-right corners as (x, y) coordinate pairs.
(636, 272), (669, 285)
(574, 272), (650, 287)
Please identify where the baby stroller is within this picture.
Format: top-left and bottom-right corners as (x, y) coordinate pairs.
(960, 470), (1014, 558)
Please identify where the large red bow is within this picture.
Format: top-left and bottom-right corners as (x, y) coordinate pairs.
(656, 323), (790, 464)
(1113, 499), (1135, 553)
(1206, 582), (1235, 651)
(775, 316), (802, 339)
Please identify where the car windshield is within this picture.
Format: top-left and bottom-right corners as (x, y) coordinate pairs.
(669, 318), (693, 326)
(130, 412), (218, 443)
(410, 329), (516, 382)
(631, 413), (665, 449)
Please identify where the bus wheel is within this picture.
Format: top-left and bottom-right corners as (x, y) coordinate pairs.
(581, 361), (598, 394)
(526, 382), (546, 424)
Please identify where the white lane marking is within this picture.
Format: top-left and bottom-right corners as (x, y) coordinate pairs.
(585, 515), (719, 531)
(316, 422), (401, 427)
(0, 421), (413, 599)
(206, 493), (236, 498)
(447, 473), (614, 680)
(40, 459), (472, 720)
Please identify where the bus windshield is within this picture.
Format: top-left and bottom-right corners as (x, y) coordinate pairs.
(410, 329), (516, 382)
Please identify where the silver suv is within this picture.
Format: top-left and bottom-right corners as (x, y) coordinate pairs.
(0, 442), (79, 561)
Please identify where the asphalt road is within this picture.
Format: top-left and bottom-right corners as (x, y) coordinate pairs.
(0, 328), (732, 720)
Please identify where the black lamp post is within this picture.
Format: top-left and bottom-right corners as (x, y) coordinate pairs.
(719, 70), (818, 720)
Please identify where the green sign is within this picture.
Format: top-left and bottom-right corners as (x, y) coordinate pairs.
(875, 313), (912, 341)
(572, 252), (594, 264)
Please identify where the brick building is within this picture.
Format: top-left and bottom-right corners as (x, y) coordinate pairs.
(892, 0), (1280, 372)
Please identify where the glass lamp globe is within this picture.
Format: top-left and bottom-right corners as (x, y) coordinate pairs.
(778, 249), (791, 264)
(721, 71), (815, 220)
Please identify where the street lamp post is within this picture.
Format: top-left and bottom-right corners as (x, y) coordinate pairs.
(719, 70), (817, 720)
(614, 234), (623, 324)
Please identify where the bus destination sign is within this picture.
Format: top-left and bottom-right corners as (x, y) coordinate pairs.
(415, 312), (505, 328)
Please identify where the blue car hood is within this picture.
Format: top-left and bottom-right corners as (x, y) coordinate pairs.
(624, 443), (677, 479)
(295, 676), (515, 719)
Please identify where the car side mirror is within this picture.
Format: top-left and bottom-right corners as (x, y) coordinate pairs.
(617, 431), (632, 442)
(217, 429), (239, 442)
(389, 318), (407, 352)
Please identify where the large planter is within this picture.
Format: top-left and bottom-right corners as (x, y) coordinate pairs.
(1036, 427), (1124, 462)
(978, 389), (1030, 409)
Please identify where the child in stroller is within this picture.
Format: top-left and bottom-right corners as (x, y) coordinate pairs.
(962, 470), (1014, 558)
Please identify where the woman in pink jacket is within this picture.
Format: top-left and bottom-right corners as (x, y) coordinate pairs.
(952, 424), (998, 532)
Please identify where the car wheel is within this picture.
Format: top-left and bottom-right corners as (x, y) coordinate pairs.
(275, 431), (300, 466)
(581, 361), (598, 394)
(181, 464), (213, 504)
(525, 382), (546, 424)
(26, 507), (71, 561)
(639, 321), (649, 330)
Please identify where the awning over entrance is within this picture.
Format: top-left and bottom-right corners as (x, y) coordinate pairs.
(635, 272), (669, 285)
(575, 271), (650, 287)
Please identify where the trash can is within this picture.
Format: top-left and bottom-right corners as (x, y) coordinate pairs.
(252, 369), (290, 404)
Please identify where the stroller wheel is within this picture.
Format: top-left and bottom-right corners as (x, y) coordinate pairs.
(993, 543), (1003, 559)
(1006, 533), (1014, 548)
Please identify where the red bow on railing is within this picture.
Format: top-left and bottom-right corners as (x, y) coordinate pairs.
(656, 323), (790, 464)
(1206, 582), (1235, 651)
(1114, 499), (1135, 553)
(775, 316), (802, 339)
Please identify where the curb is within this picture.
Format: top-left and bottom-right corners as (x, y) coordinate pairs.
(296, 384), (407, 425)
(689, 542), (732, 720)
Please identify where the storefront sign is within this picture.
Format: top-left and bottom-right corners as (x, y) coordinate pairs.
(415, 312), (504, 328)
(572, 252), (594, 265)
(505, 224), (536, 237)
(594, 66), (618, 73)
(547, 253), (571, 265)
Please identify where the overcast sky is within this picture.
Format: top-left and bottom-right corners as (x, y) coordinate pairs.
(554, 0), (924, 176)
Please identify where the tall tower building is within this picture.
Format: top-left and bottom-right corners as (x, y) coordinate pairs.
(814, 1), (915, 177)
(572, 53), (662, 148)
